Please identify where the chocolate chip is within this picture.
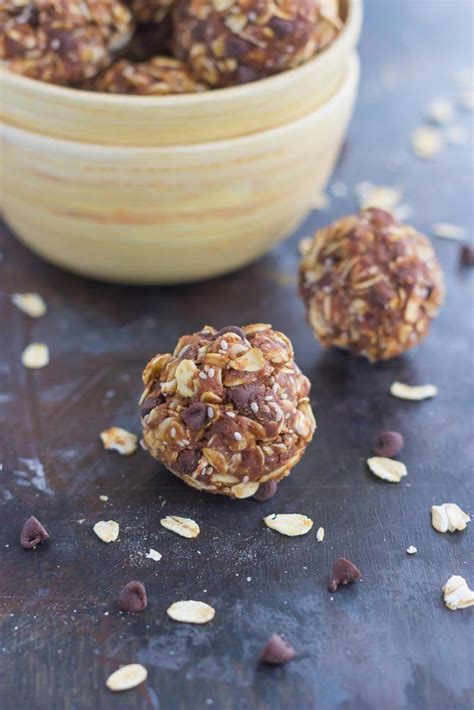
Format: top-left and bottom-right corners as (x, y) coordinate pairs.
(20, 516), (49, 549)
(268, 16), (293, 37)
(373, 430), (404, 457)
(215, 326), (246, 340)
(118, 581), (147, 613)
(328, 557), (362, 592)
(225, 35), (249, 59)
(227, 383), (260, 407)
(181, 402), (207, 431)
(176, 449), (201, 475)
(140, 394), (163, 418)
(460, 244), (474, 266)
(235, 65), (259, 85)
(253, 480), (278, 502)
(259, 634), (295, 665)
(366, 207), (395, 229)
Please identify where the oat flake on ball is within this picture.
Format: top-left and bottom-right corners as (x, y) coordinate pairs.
(299, 208), (444, 362)
(140, 324), (316, 498)
(172, 0), (342, 88)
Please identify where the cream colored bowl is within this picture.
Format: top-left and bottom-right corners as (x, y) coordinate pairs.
(2, 56), (359, 284)
(0, 1), (362, 284)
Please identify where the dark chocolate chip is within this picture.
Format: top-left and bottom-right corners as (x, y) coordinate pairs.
(371, 280), (395, 307)
(20, 516), (49, 549)
(365, 207), (395, 228)
(118, 581), (147, 613)
(373, 430), (404, 458)
(215, 326), (246, 340)
(328, 557), (362, 592)
(140, 394), (163, 418)
(235, 65), (259, 85)
(259, 634), (295, 665)
(460, 244), (474, 266)
(268, 16), (293, 37)
(227, 383), (260, 407)
(253, 480), (278, 502)
(176, 449), (201, 475)
(225, 35), (250, 59)
(181, 402), (207, 431)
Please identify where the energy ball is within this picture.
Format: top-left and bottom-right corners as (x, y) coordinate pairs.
(172, 0), (341, 88)
(140, 324), (316, 498)
(299, 208), (444, 362)
(1, 0), (133, 85)
(94, 56), (207, 94)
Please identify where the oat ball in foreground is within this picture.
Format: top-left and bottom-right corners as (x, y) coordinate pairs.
(1, 0), (133, 85)
(140, 324), (316, 498)
(94, 56), (207, 94)
(299, 208), (444, 362)
(172, 0), (341, 88)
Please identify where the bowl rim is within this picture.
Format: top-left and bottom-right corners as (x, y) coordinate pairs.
(0, 0), (362, 108)
(4, 54), (359, 154)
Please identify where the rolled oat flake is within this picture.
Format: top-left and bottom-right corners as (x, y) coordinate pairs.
(106, 664), (148, 692)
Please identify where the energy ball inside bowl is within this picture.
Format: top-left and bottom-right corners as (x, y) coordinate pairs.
(172, 0), (342, 87)
(140, 324), (316, 498)
(0, 0), (133, 85)
(94, 56), (207, 94)
(299, 208), (444, 362)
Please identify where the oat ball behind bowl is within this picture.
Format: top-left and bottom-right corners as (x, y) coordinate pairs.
(0, 0), (133, 85)
(172, 0), (342, 88)
(140, 324), (316, 498)
(94, 56), (207, 94)
(299, 208), (444, 362)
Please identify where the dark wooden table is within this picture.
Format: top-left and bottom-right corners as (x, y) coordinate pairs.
(1, 2), (473, 708)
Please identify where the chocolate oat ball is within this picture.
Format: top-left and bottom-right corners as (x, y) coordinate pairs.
(299, 208), (444, 362)
(172, 0), (341, 88)
(1, 0), (133, 85)
(94, 56), (207, 94)
(140, 324), (316, 498)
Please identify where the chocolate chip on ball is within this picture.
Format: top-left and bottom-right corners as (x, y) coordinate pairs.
(140, 324), (316, 498)
(299, 208), (444, 362)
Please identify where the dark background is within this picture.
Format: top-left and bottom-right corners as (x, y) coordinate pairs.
(1, 1), (473, 708)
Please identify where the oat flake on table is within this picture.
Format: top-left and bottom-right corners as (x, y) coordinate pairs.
(167, 600), (215, 624)
(411, 126), (443, 159)
(11, 293), (47, 318)
(367, 457), (407, 483)
(160, 516), (200, 538)
(264, 513), (313, 537)
(100, 427), (137, 455)
(21, 343), (50, 369)
(390, 382), (438, 401)
(106, 664), (148, 692)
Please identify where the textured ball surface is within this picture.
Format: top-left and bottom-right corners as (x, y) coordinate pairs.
(94, 56), (207, 94)
(172, 0), (341, 87)
(1, 0), (133, 85)
(140, 324), (316, 498)
(299, 208), (444, 362)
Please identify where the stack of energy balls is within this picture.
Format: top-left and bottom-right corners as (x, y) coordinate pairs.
(0, 0), (342, 94)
